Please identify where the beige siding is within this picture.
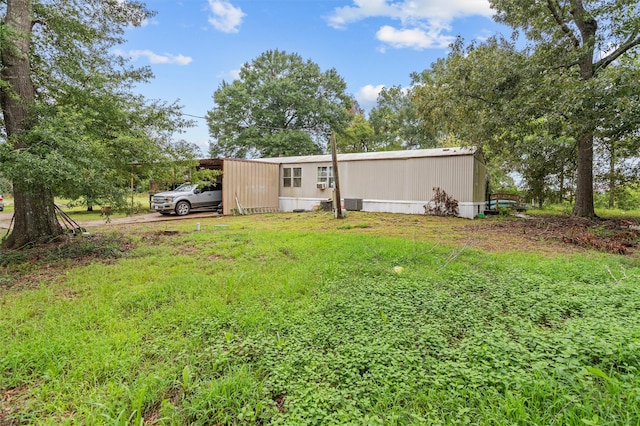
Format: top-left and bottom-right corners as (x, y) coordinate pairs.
(473, 154), (488, 202)
(339, 156), (474, 203)
(279, 162), (335, 199)
(222, 159), (279, 215)
(276, 151), (484, 205)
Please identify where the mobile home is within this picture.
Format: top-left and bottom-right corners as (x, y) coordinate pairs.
(258, 147), (487, 219)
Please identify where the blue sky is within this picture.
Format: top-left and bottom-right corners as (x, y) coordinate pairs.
(118, 0), (510, 154)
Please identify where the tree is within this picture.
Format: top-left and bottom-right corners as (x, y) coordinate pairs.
(595, 136), (637, 208)
(488, 0), (640, 217)
(413, 1), (640, 217)
(1, 0), (192, 249)
(45, 99), (198, 212)
(207, 50), (352, 158)
(335, 98), (380, 153)
(518, 132), (575, 207)
(369, 85), (438, 151)
(336, 113), (377, 153)
(413, 37), (573, 182)
(593, 58), (640, 208)
(413, 37), (585, 205)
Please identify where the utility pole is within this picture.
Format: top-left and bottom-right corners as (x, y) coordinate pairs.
(330, 133), (343, 219)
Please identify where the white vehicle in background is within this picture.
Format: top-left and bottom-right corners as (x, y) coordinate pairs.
(151, 183), (222, 216)
(0, 194), (4, 211)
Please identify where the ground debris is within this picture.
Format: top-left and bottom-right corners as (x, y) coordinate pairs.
(0, 233), (133, 290)
(468, 216), (640, 255)
(562, 233), (631, 254)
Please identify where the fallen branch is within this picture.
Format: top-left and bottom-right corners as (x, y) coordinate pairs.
(438, 239), (473, 272)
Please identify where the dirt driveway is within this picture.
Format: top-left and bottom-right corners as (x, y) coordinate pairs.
(0, 211), (219, 231)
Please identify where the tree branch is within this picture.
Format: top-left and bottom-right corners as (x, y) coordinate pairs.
(569, 0), (597, 44)
(547, 0), (580, 48)
(284, 109), (297, 128)
(461, 92), (500, 106)
(594, 32), (640, 73)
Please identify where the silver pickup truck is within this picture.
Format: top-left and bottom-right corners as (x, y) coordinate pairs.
(151, 183), (222, 216)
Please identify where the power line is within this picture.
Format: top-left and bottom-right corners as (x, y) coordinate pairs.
(181, 112), (333, 136)
(183, 113), (207, 120)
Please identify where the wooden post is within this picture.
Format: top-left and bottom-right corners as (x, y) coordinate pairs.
(129, 161), (140, 215)
(330, 133), (343, 219)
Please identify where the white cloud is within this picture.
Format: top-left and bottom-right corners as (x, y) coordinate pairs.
(217, 68), (242, 81)
(127, 50), (193, 66)
(328, 0), (491, 28)
(327, 0), (492, 51)
(356, 84), (386, 110)
(376, 24), (454, 49)
(139, 18), (159, 27)
(208, 0), (246, 33)
(328, 0), (395, 29)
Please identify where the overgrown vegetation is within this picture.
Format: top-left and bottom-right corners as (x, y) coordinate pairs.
(0, 233), (132, 289)
(1, 212), (640, 424)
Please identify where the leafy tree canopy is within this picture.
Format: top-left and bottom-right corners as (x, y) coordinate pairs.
(369, 85), (439, 151)
(413, 0), (640, 217)
(207, 49), (352, 158)
(593, 57), (640, 207)
(1, 0), (195, 248)
(336, 113), (376, 153)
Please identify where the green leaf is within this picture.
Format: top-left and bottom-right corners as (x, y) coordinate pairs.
(585, 366), (614, 384)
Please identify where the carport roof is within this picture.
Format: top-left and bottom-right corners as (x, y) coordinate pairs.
(198, 158), (224, 168)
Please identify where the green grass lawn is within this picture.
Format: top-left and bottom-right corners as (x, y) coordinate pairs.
(524, 202), (640, 221)
(1, 196), (13, 214)
(0, 194), (153, 219)
(1, 213), (640, 424)
(58, 194), (154, 221)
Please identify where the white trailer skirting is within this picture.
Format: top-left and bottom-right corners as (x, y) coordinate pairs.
(278, 197), (484, 219)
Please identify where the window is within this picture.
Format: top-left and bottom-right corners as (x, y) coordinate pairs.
(283, 167), (302, 187)
(317, 166), (334, 187)
(292, 168), (302, 187)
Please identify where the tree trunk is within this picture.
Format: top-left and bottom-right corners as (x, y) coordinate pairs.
(3, 182), (63, 248)
(572, 132), (596, 218)
(1, 0), (63, 249)
(570, 2), (598, 218)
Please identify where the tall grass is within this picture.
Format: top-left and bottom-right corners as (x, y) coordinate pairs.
(526, 202), (640, 220)
(1, 213), (640, 424)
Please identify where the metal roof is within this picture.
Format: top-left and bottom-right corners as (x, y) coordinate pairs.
(198, 158), (224, 167)
(255, 147), (477, 164)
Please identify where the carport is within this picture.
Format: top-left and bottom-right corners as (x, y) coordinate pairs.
(198, 158), (280, 215)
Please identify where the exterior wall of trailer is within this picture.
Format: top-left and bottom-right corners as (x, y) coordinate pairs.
(269, 148), (486, 219)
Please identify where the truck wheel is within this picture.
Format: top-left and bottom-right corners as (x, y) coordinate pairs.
(175, 201), (191, 216)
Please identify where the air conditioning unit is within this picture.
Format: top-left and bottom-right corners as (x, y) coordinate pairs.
(345, 198), (363, 211)
(317, 182), (328, 190)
